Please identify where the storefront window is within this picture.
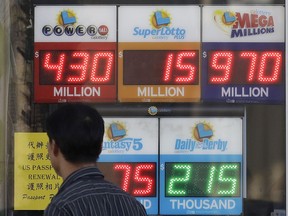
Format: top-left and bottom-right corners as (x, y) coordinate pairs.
(1, 0), (286, 215)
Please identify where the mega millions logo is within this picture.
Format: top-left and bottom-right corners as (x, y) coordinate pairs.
(103, 121), (143, 153)
(133, 9), (186, 39)
(213, 9), (275, 38)
(42, 9), (109, 38)
(175, 121), (228, 152)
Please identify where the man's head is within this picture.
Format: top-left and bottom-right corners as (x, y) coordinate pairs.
(46, 103), (104, 164)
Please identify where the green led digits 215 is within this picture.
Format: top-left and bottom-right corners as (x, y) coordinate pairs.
(165, 162), (241, 197)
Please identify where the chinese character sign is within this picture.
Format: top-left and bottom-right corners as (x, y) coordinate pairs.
(14, 133), (62, 210)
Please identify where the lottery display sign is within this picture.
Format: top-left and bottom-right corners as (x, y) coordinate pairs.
(159, 118), (243, 215)
(97, 118), (159, 215)
(34, 6), (117, 103)
(118, 6), (201, 102)
(202, 6), (285, 103)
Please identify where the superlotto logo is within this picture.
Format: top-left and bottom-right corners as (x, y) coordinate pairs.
(133, 9), (186, 39)
(214, 9), (275, 38)
(42, 9), (109, 38)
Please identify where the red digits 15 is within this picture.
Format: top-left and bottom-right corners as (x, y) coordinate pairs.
(164, 51), (197, 84)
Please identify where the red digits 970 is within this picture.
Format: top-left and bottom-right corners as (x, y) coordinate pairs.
(208, 51), (282, 85)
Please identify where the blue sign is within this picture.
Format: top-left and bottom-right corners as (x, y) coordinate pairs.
(202, 42), (285, 104)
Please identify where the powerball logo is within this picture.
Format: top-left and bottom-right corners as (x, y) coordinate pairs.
(213, 9), (275, 38)
(42, 8), (109, 39)
(103, 122), (143, 153)
(133, 9), (186, 39)
(175, 122), (228, 152)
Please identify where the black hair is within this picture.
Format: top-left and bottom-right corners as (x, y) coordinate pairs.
(46, 103), (104, 163)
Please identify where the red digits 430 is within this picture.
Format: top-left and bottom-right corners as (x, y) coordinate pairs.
(43, 51), (114, 84)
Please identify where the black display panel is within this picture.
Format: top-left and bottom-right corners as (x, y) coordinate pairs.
(97, 162), (157, 197)
(207, 50), (283, 85)
(39, 50), (115, 85)
(165, 162), (241, 197)
(123, 50), (199, 85)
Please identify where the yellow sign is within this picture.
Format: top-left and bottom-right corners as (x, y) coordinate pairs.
(14, 133), (62, 210)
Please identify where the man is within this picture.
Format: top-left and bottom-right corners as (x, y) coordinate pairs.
(44, 103), (147, 216)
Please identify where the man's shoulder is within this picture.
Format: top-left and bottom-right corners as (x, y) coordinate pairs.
(46, 182), (147, 216)
(56, 177), (138, 201)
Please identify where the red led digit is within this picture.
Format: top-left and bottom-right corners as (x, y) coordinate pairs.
(163, 53), (173, 82)
(240, 51), (257, 82)
(210, 51), (233, 84)
(258, 51), (282, 83)
(40, 50), (115, 85)
(90, 52), (114, 83)
(163, 51), (197, 83)
(208, 50), (283, 85)
(97, 162), (156, 197)
(43, 52), (65, 82)
(67, 52), (89, 83)
(175, 51), (197, 83)
(114, 163), (132, 192)
(133, 163), (155, 196)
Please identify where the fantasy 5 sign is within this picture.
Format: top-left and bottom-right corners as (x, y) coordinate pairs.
(98, 118), (159, 215)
